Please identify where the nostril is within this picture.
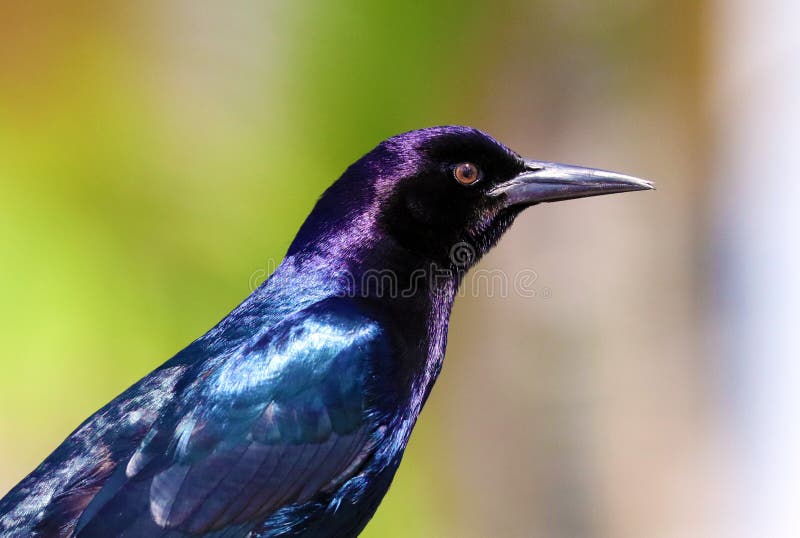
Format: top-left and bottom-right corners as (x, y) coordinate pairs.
(523, 160), (545, 172)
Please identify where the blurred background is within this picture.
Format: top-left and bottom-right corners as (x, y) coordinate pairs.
(1, 2), (797, 537)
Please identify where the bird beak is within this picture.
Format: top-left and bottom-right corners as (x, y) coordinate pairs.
(489, 160), (654, 207)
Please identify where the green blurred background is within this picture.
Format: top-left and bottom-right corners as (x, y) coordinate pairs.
(2, 2), (797, 537)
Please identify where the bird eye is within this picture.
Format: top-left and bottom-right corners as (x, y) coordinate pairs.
(453, 162), (480, 185)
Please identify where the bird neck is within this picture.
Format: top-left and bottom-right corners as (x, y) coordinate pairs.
(286, 232), (460, 392)
(288, 227), (463, 307)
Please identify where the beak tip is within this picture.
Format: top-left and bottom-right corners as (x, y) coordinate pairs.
(605, 171), (654, 192)
(637, 178), (656, 191)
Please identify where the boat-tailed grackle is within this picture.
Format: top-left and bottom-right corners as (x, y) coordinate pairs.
(0, 126), (652, 537)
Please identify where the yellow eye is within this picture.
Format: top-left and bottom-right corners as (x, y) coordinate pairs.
(453, 162), (480, 185)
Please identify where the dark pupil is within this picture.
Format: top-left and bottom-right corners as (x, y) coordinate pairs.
(461, 165), (473, 178)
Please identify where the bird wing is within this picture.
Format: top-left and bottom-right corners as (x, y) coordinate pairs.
(72, 300), (389, 537)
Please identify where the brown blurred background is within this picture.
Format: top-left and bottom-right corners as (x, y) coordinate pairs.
(1, 2), (797, 537)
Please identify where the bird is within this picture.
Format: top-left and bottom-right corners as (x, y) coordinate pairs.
(0, 126), (652, 537)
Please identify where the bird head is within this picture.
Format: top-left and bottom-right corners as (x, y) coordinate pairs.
(289, 126), (652, 273)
